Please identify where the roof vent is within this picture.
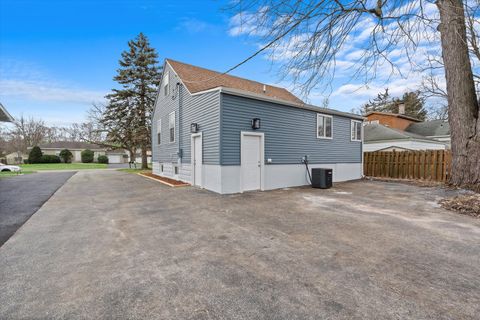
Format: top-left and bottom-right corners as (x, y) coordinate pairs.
(263, 84), (266, 93)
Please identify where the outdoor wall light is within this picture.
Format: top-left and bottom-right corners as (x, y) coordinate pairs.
(190, 123), (199, 133)
(251, 118), (261, 130)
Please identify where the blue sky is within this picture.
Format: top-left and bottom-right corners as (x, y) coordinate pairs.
(0, 0), (434, 126)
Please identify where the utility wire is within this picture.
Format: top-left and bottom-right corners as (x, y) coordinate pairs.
(181, 3), (322, 84)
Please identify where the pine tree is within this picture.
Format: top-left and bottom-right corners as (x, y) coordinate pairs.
(361, 89), (427, 121)
(28, 146), (43, 164)
(103, 33), (162, 169)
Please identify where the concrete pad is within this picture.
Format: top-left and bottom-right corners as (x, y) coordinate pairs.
(0, 170), (479, 319)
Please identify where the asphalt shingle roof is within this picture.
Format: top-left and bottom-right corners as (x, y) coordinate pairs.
(37, 141), (105, 150)
(364, 123), (434, 142)
(166, 59), (304, 104)
(405, 120), (450, 136)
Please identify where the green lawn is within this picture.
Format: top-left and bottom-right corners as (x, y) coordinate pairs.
(0, 170), (35, 179)
(20, 163), (108, 171)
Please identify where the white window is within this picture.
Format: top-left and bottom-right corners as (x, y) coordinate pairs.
(351, 120), (362, 141)
(157, 119), (161, 144)
(317, 114), (333, 139)
(163, 71), (170, 96)
(169, 111), (175, 143)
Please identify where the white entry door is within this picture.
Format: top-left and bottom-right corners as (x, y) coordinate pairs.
(192, 134), (202, 187)
(241, 133), (263, 191)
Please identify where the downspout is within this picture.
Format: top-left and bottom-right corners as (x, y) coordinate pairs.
(177, 82), (183, 164)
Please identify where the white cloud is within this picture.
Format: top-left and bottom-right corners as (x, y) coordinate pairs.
(0, 59), (106, 105)
(0, 79), (105, 104)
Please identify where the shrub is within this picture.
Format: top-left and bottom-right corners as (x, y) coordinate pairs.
(40, 155), (61, 163)
(23, 159), (29, 164)
(97, 155), (109, 164)
(59, 149), (73, 163)
(81, 149), (94, 163)
(28, 146), (43, 164)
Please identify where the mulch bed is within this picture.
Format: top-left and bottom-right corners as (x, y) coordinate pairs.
(440, 194), (480, 218)
(139, 172), (190, 187)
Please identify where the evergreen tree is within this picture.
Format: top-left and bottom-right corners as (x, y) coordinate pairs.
(59, 149), (73, 163)
(361, 89), (394, 114)
(103, 33), (162, 169)
(28, 146), (43, 164)
(361, 89), (427, 121)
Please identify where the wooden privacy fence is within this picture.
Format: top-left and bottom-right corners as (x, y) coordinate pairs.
(363, 150), (452, 182)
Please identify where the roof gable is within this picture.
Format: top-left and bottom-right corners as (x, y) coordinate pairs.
(166, 59), (303, 104)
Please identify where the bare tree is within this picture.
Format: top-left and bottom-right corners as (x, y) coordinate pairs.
(86, 103), (137, 162)
(227, 0), (480, 190)
(9, 115), (48, 152)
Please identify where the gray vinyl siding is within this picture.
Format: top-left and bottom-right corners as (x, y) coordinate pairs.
(179, 89), (220, 164)
(220, 93), (362, 165)
(152, 63), (220, 164)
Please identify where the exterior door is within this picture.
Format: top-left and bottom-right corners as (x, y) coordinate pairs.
(192, 134), (202, 187)
(241, 134), (262, 191)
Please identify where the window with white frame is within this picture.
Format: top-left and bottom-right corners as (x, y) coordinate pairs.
(317, 114), (333, 139)
(157, 119), (161, 144)
(169, 111), (175, 143)
(351, 120), (362, 141)
(163, 71), (170, 96)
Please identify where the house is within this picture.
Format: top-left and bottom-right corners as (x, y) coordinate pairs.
(5, 151), (28, 164)
(365, 110), (421, 130)
(32, 141), (128, 163)
(364, 122), (448, 152)
(364, 110), (450, 151)
(0, 103), (14, 122)
(151, 59), (363, 194)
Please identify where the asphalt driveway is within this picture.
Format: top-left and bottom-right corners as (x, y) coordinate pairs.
(0, 170), (479, 319)
(0, 171), (75, 246)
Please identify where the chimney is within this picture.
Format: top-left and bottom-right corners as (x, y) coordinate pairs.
(263, 84), (266, 93)
(398, 103), (405, 115)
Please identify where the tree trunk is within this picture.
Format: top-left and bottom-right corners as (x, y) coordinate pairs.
(141, 145), (148, 169)
(129, 149), (135, 164)
(437, 0), (480, 191)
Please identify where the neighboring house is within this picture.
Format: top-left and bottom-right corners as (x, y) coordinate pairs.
(152, 59), (363, 194)
(31, 142), (128, 163)
(405, 119), (451, 145)
(5, 152), (28, 164)
(364, 123), (448, 152)
(364, 110), (451, 151)
(0, 103), (14, 122)
(365, 110), (421, 130)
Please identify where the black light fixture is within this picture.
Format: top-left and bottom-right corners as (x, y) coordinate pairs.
(190, 123), (199, 133)
(251, 118), (261, 130)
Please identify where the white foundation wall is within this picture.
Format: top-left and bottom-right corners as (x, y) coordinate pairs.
(153, 162), (362, 194)
(152, 162), (192, 184)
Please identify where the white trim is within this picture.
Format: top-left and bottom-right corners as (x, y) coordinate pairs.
(168, 111), (175, 143)
(240, 131), (265, 192)
(0, 103), (14, 122)
(351, 120), (362, 142)
(190, 132), (203, 188)
(316, 113), (333, 139)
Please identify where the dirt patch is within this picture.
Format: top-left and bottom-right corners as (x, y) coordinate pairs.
(364, 176), (447, 188)
(440, 194), (480, 218)
(139, 172), (190, 187)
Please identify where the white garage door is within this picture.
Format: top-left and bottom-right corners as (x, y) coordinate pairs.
(108, 155), (122, 164)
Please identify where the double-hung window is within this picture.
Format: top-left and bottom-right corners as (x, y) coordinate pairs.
(163, 71), (170, 96)
(157, 119), (161, 144)
(169, 111), (175, 143)
(351, 120), (362, 141)
(317, 114), (333, 139)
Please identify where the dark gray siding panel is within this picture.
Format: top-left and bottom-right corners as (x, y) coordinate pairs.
(152, 63), (220, 164)
(221, 93), (362, 165)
